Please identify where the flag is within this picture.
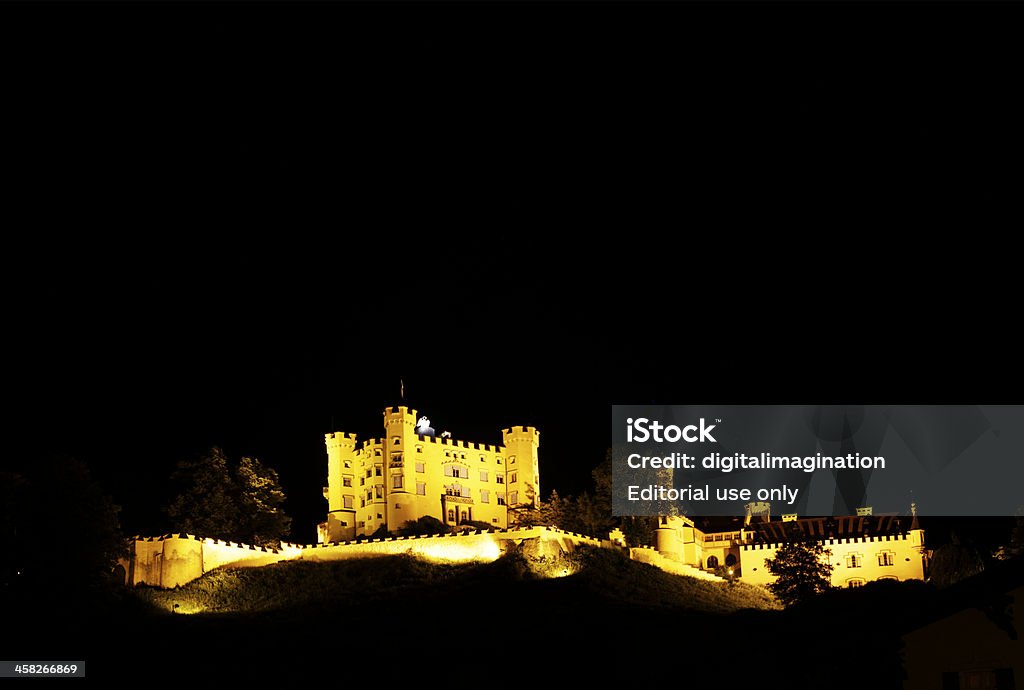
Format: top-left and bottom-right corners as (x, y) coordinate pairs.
(400, 378), (405, 400)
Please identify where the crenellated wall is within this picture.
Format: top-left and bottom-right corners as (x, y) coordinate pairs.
(121, 527), (611, 589)
(739, 531), (927, 587)
(121, 535), (297, 589)
(629, 546), (725, 582)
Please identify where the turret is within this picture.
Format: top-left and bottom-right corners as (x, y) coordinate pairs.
(384, 406), (419, 529)
(324, 431), (358, 542)
(501, 425), (540, 508)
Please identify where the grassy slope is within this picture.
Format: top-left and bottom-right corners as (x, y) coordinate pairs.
(9, 547), (937, 690)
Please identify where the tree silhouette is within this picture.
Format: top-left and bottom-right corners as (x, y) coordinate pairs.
(235, 456), (291, 547)
(166, 447), (239, 539)
(165, 447), (291, 547)
(764, 541), (834, 606)
(1, 455), (125, 597)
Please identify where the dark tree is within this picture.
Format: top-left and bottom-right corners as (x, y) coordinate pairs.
(165, 447), (292, 546)
(1, 456), (125, 598)
(619, 516), (658, 547)
(166, 447), (239, 539)
(508, 482), (543, 527)
(235, 456), (291, 548)
(397, 515), (449, 536)
(928, 532), (986, 588)
(764, 541), (834, 606)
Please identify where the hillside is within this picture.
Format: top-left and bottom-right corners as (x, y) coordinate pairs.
(7, 546), (936, 689)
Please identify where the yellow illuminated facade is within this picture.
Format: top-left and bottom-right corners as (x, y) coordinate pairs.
(319, 406), (540, 543)
(655, 512), (928, 586)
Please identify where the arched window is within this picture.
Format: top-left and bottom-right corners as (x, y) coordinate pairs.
(707, 555), (719, 569)
(447, 509), (455, 522)
(460, 511), (468, 523)
(725, 554), (737, 567)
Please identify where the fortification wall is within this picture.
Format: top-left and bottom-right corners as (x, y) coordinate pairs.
(122, 534), (295, 588)
(739, 532), (926, 587)
(630, 546), (724, 582)
(124, 527), (619, 589)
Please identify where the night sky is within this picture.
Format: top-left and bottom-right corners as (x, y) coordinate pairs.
(5, 2), (1021, 544)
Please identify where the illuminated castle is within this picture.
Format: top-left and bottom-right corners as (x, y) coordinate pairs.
(319, 406), (540, 543)
(651, 508), (928, 588)
(122, 406), (928, 594)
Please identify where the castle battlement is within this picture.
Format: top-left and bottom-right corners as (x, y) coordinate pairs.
(321, 406), (541, 543)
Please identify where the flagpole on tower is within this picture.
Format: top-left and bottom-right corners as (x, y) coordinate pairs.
(400, 378), (405, 402)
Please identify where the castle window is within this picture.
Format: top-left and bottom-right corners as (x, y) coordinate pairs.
(707, 555), (719, 569)
(480, 456), (485, 462)
(358, 521), (365, 528)
(480, 470), (489, 482)
(416, 446), (423, 453)
(462, 486), (472, 498)
(344, 460), (351, 469)
(497, 457), (502, 464)
(460, 510), (468, 523)
(415, 462), (425, 473)
(447, 509), (455, 522)
(367, 491), (372, 501)
(395, 503), (401, 509)
(343, 496), (354, 509)
(393, 475), (404, 489)
(390, 453), (403, 467)
(509, 491), (518, 504)
(445, 466), (453, 477)
(846, 579), (865, 588)
(360, 499), (365, 508)
(510, 456), (516, 464)
(492, 518), (499, 524)
(497, 496), (506, 506)
(510, 473), (517, 483)
(340, 521), (348, 527)
(375, 486), (383, 499)
(343, 476), (352, 487)
(846, 553), (863, 568)
(416, 482), (426, 495)
(360, 477), (365, 486)
(445, 451), (451, 457)
(377, 513), (382, 519)
(481, 490), (489, 503)
(877, 551), (895, 566)
(366, 469), (372, 478)
(393, 437), (400, 445)
(459, 467), (469, 479)
(496, 475), (504, 484)
(460, 453), (465, 459)
(375, 449), (381, 456)
(375, 466), (382, 477)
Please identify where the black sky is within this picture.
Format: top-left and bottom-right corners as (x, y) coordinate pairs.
(5, 1), (1022, 542)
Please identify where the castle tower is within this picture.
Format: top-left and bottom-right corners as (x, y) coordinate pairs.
(323, 431), (359, 542)
(320, 406), (543, 541)
(383, 406), (420, 530)
(501, 425), (540, 509)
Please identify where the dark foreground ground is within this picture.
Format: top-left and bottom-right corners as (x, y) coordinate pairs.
(5, 548), (1010, 690)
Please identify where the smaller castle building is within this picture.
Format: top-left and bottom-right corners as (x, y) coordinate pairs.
(320, 406), (540, 543)
(654, 510), (928, 587)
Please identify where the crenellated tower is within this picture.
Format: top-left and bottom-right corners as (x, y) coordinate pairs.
(320, 406), (542, 542)
(383, 406), (420, 530)
(322, 431), (359, 542)
(501, 425), (541, 509)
